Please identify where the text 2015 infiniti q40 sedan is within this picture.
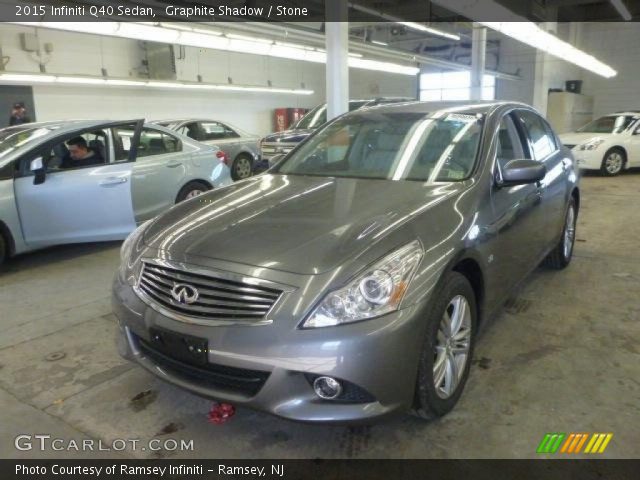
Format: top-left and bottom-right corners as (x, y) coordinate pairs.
(113, 102), (579, 423)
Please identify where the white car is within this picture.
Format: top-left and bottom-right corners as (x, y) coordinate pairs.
(559, 111), (640, 176)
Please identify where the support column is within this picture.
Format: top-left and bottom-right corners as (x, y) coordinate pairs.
(470, 23), (486, 101)
(325, 1), (349, 121)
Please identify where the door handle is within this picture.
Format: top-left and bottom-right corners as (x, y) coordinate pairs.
(166, 161), (182, 168)
(99, 177), (128, 187)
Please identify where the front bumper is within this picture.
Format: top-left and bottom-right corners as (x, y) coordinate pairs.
(571, 148), (602, 170)
(112, 272), (427, 424)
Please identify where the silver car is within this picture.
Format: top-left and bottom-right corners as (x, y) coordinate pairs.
(113, 102), (579, 424)
(153, 119), (260, 181)
(0, 120), (232, 265)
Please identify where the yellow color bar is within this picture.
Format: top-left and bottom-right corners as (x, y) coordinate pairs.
(584, 434), (599, 453)
(598, 434), (613, 453)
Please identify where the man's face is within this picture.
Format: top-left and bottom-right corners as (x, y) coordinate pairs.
(68, 144), (88, 161)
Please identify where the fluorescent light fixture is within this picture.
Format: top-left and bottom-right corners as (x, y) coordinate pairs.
(397, 22), (461, 41)
(349, 58), (419, 75)
(610, 0), (632, 20)
(371, 40), (389, 46)
(0, 72), (314, 95)
(0, 73), (56, 82)
(9, 22), (418, 77)
(160, 23), (222, 35)
(480, 22), (617, 78)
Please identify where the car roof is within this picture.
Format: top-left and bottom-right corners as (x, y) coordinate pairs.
(1, 119), (145, 133)
(353, 100), (529, 116)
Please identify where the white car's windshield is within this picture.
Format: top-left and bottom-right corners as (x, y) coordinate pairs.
(0, 126), (54, 159)
(577, 115), (636, 134)
(276, 111), (482, 182)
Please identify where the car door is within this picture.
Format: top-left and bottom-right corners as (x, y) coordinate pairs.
(13, 121), (143, 248)
(515, 110), (568, 251)
(199, 121), (241, 157)
(627, 120), (640, 167)
(488, 113), (548, 291)
(128, 126), (191, 221)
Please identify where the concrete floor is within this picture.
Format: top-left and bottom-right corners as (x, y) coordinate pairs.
(0, 172), (638, 459)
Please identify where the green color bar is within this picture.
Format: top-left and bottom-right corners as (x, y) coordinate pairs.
(537, 434), (553, 453)
(550, 433), (566, 453)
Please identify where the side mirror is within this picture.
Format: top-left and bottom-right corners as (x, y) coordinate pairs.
(499, 159), (546, 186)
(30, 157), (46, 185)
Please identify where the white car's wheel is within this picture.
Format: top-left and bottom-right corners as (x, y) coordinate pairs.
(600, 148), (625, 176)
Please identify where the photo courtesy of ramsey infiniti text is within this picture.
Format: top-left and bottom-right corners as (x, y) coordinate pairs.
(113, 102), (579, 423)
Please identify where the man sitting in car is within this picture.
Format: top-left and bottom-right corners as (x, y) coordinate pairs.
(59, 136), (104, 169)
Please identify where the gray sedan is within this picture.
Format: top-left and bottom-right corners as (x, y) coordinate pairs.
(153, 119), (260, 181)
(114, 102), (579, 423)
(0, 120), (232, 265)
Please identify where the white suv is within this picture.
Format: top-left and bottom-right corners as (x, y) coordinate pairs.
(559, 111), (640, 176)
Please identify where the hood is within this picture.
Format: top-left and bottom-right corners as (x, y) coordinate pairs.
(559, 132), (609, 146)
(262, 129), (315, 143)
(143, 175), (460, 275)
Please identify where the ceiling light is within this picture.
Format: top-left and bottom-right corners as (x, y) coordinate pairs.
(0, 72), (313, 95)
(610, 0), (632, 21)
(397, 22), (461, 41)
(0, 73), (56, 82)
(371, 40), (389, 46)
(9, 22), (419, 77)
(480, 22), (617, 78)
(348, 58), (419, 75)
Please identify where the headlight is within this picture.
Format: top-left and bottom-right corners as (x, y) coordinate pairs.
(579, 138), (605, 151)
(119, 220), (152, 281)
(301, 240), (423, 328)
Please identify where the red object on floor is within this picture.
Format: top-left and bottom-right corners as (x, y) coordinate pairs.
(207, 402), (236, 424)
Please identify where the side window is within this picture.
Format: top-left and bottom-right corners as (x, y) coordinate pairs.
(221, 123), (240, 139)
(182, 122), (201, 141)
(112, 124), (139, 162)
(200, 122), (227, 141)
(517, 110), (556, 161)
(45, 130), (109, 172)
(496, 115), (525, 171)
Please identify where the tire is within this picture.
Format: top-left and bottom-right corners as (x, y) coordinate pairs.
(543, 197), (577, 270)
(600, 147), (625, 176)
(412, 272), (477, 420)
(0, 233), (6, 268)
(231, 154), (253, 181)
(175, 181), (211, 203)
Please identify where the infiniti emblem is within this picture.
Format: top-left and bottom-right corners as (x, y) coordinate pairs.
(170, 283), (199, 304)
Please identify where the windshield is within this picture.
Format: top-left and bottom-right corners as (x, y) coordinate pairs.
(293, 101), (370, 130)
(0, 126), (54, 159)
(577, 115), (636, 134)
(276, 111), (482, 182)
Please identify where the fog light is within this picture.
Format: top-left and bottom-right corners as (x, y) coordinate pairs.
(313, 376), (342, 400)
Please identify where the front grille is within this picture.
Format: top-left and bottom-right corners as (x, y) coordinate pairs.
(260, 143), (295, 157)
(137, 262), (282, 321)
(135, 334), (270, 396)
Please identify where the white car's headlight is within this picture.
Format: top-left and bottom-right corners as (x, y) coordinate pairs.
(579, 138), (605, 151)
(301, 240), (423, 328)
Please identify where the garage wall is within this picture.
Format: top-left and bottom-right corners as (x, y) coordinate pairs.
(0, 25), (417, 135)
(579, 22), (640, 118)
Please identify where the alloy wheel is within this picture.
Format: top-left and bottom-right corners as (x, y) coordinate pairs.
(185, 189), (204, 199)
(234, 157), (252, 179)
(433, 295), (472, 399)
(563, 205), (576, 260)
(605, 152), (623, 174)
